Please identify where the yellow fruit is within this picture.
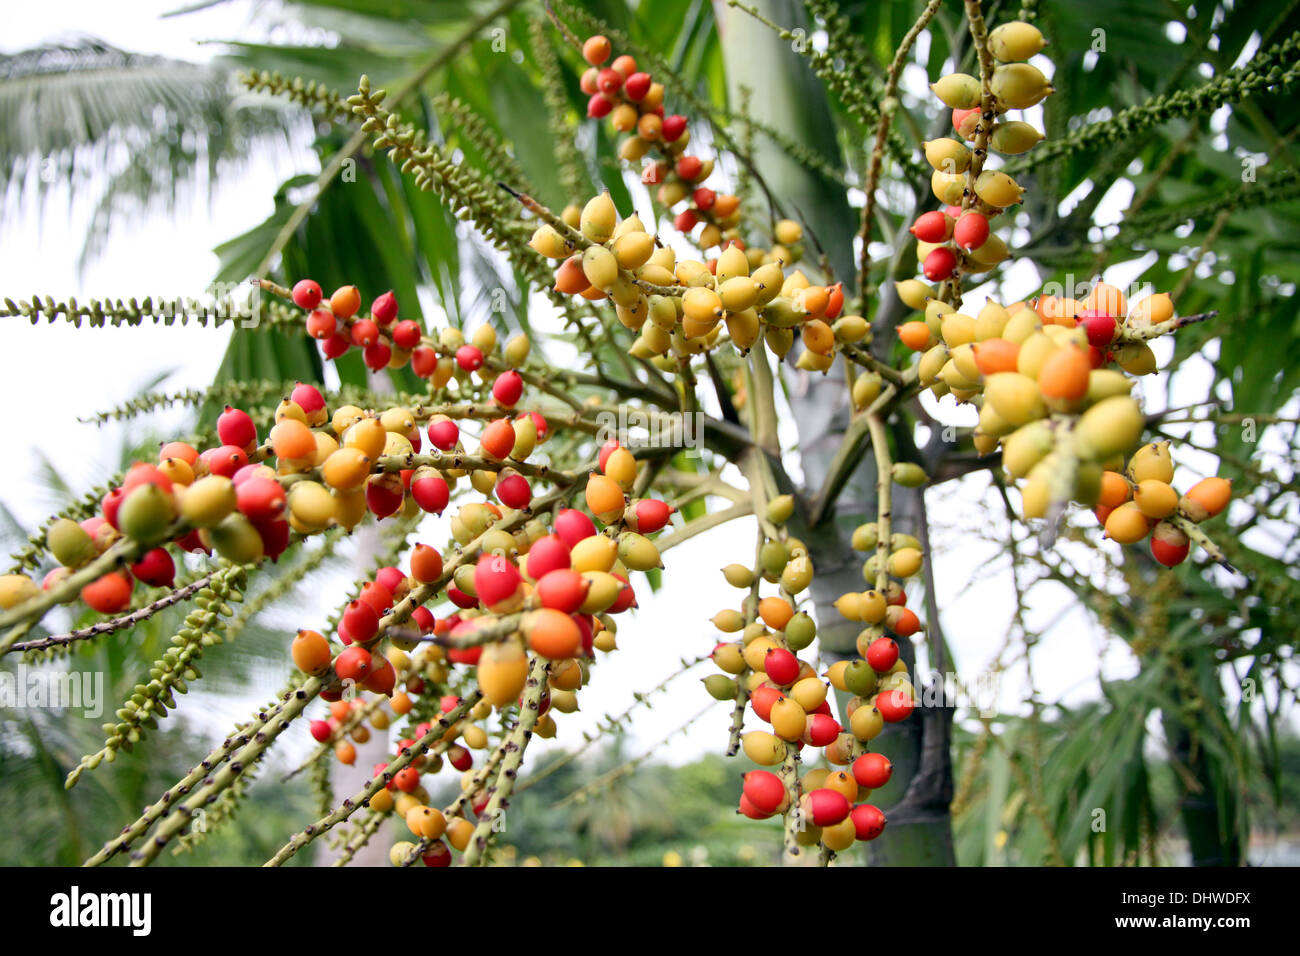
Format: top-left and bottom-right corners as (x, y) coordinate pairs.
(570, 535), (618, 574)
(1105, 501), (1152, 544)
(931, 73), (982, 109)
(922, 138), (972, 173)
(0, 574), (39, 610)
(770, 696), (807, 741)
(1076, 396), (1144, 461)
(741, 731), (787, 765)
(991, 63), (1053, 109)
(1128, 441), (1174, 484)
(1134, 480), (1178, 519)
(894, 279), (934, 310)
(180, 475), (236, 528)
(1002, 420), (1055, 478)
(288, 480), (337, 532)
(974, 170), (1025, 208)
(321, 447), (371, 491)
(581, 245), (620, 290)
(580, 192), (617, 243)
(773, 219), (804, 246)
(477, 636), (529, 708)
(989, 20), (1045, 61)
(984, 372), (1046, 425)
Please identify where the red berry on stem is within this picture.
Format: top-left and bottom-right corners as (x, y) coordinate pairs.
(492, 370), (524, 407)
(305, 308), (336, 339)
(851, 804), (887, 841)
(587, 93), (613, 119)
(363, 341), (392, 371)
(876, 688), (915, 723)
(130, 548), (175, 587)
(524, 535), (570, 580)
(743, 770), (785, 815)
(597, 67), (623, 96)
(411, 473), (450, 514)
(217, 406), (257, 450)
(554, 508), (597, 548)
(292, 279), (322, 310)
(953, 212), (990, 250)
(343, 600), (379, 643)
(392, 319), (422, 350)
(910, 210), (952, 243)
(322, 332), (350, 359)
(351, 319), (380, 348)
(309, 719), (332, 743)
(370, 290), (398, 326)
(922, 246), (958, 281)
(334, 645), (372, 682)
(852, 752), (893, 790)
(456, 344), (484, 372)
(495, 470), (532, 510)
(624, 71), (652, 101)
(411, 346), (438, 377)
(428, 419), (459, 451)
(662, 115), (687, 141)
(763, 647), (800, 686)
(866, 637), (899, 673)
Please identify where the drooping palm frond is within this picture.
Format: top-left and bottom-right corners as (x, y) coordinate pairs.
(0, 38), (303, 267)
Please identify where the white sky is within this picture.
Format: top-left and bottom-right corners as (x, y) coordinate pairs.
(2, 3), (1287, 793)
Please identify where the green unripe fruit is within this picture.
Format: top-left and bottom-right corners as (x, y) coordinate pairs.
(1086, 369), (1135, 403)
(1002, 420), (1055, 479)
(844, 659), (879, 697)
(990, 121), (1044, 155)
(785, 612), (816, 651)
(181, 476), (236, 528)
(712, 609), (745, 632)
(117, 483), (175, 545)
(922, 138), (972, 173)
(991, 63), (1053, 109)
(891, 463), (928, 488)
(974, 170), (1025, 209)
(989, 21), (1046, 62)
(703, 674), (738, 701)
(453, 564), (478, 597)
(930, 73), (982, 109)
(504, 333), (531, 368)
(617, 532), (663, 571)
(1076, 396), (1144, 462)
(722, 564), (755, 588)
(1115, 341), (1158, 376)
(760, 540), (789, 577)
(781, 554), (814, 594)
(851, 523), (879, 552)
(766, 494), (795, 525)
(47, 518), (96, 568)
(208, 513), (264, 565)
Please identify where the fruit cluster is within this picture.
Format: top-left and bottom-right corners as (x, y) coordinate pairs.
(532, 199), (867, 368)
(916, 20), (1051, 284)
(1095, 441), (1232, 567)
(702, 494), (904, 852)
(577, 33), (744, 250)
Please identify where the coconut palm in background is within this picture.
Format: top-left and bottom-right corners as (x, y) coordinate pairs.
(1, 0), (1298, 866)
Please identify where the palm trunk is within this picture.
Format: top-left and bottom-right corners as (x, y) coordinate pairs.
(715, 0), (954, 865)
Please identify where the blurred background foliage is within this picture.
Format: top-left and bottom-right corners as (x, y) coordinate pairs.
(1, 0), (1297, 865)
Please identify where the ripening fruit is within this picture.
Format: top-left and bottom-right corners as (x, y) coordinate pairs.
(478, 636), (529, 708)
(1134, 480), (1178, 519)
(585, 474), (625, 525)
(617, 532), (661, 571)
(1130, 293), (1174, 326)
(758, 596), (794, 631)
(853, 752), (893, 790)
(990, 120), (1044, 154)
(991, 63), (1053, 109)
(1150, 520), (1190, 567)
(985, 372), (1046, 426)
(0, 573), (39, 610)
(931, 73), (982, 109)
(1037, 345), (1090, 407)
(989, 20), (1045, 61)
(741, 731), (787, 766)
(522, 608), (582, 659)
(1181, 477), (1232, 521)
(744, 770), (786, 815)
(580, 192), (617, 243)
(974, 170), (1024, 208)
(1128, 441), (1174, 484)
(1075, 396), (1144, 462)
(582, 34), (611, 65)
(1104, 501), (1151, 544)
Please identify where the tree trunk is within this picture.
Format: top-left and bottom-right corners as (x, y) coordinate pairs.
(715, 0), (954, 865)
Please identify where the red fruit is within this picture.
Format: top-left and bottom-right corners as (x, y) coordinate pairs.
(803, 788), (851, 827)
(536, 569), (588, 614)
(632, 498), (673, 534)
(411, 473), (450, 515)
(953, 212), (990, 250)
(474, 553), (522, 608)
(763, 647), (800, 686)
(456, 344), (484, 372)
(825, 283), (845, 320)
(922, 246), (958, 281)
(852, 752), (893, 790)
(371, 290), (398, 326)
(876, 688), (915, 723)
(802, 713), (841, 747)
(236, 476), (286, 523)
(674, 209), (698, 233)
(255, 518), (290, 562)
(376, 566), (407, 600)
(334, 645), (372, 683)
(624, 71), (652, 101)
(447, 585), (478, 610)
(411, 346), (438, 377)
(952, 107), (979, 138)
(422, 841), (452, 867)
(662, 115), (687, 141)
(495, 470), (532, 510)
(580, 67), (599, 96)
(290, 382), (326, 420)
(292, 279), (322, 310)
(891, 606), (921, 636)
(428, 419), (460, 451)
(910, 210), (952, 243)
(322, 332), (350, 359)
(217, 406), (257, 450)
(305, 308), (336, 339)
(391, 766), (420, 794)
(851, 803), (887, 841)
(574, 613), (594, 657)
(365, 475), (404, 518)
(448, 745), (473, 772)
(130, 548), (175, 588)
(101, 487), (125, 529)
(392, 319), (421, 349)
(750, 685), (782, 723)
(597, 67), (623, 95)
(351, 319), (380, 348)
(607, 574), (636, 613)
(676, 155), (703, 181)
(554, 508), (597, 548)
(411, 606), (435, 632)
(738, 794), (773, 820)
(525, 536), (571, 580)
(309, 719), (332, 743)
(358, 581), (394, 616)
(743, 770), (785, 815)
(363, 341), (392, 371)
(692, 187), (716, 210)
(343, 600), (380, 643)
(492, 370), (524, 408)
(597, 439), (621, 471)
(175, 529), (208, 554)
(364, 656), (397, 695)
(203, 445), (249, 479)
(479, 418), (516, 459)
(1150, 525), (1190, 568)
(1078, 310), (1119, 348)
(866, 637), (899, 673)
(586, 93), (613, 119)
